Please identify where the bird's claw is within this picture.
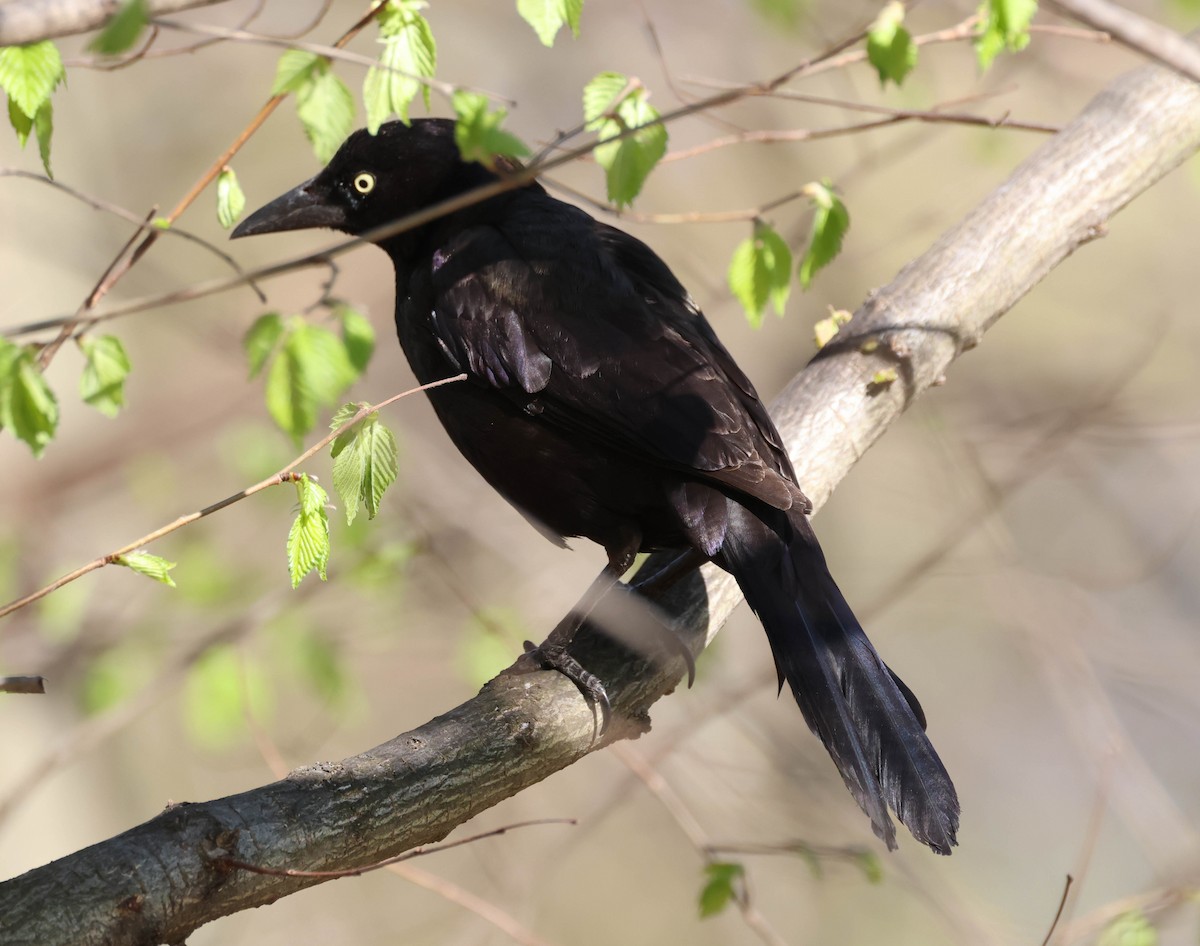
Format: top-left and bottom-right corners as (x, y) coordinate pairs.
(523, 639), (612, 737)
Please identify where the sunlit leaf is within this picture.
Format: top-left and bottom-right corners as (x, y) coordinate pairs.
(728, 222), (792, 327)
(287, 473), (330, 587)
(799, 181), (849, 288)
(79, 334), (131, 417)
(517, 0), (583, 46)
(452, 90), (530, 168)
(867, 2), (917, 86)
(216, 166), (246, 229)
(114, 550), (177, 587)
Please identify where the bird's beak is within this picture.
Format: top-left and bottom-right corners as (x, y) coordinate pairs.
(231, 176), (347, 239)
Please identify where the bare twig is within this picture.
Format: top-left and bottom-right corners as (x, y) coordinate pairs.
(0, 676), (45, 694)
(0, 375), (466, 622)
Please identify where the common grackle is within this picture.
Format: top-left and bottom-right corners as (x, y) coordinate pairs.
(233, 119), (960, 853)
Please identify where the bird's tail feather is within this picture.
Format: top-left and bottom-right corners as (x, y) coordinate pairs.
(715, 502), (960, 854)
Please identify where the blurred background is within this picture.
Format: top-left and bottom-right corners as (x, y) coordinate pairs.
(3, 0), (1200, 942)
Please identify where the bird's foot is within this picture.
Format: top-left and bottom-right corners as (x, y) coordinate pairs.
(522, 639), (611, 737)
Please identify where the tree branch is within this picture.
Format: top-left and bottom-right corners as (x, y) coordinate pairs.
(0, 0), (230, 46)
(5, 43), (1200, 946)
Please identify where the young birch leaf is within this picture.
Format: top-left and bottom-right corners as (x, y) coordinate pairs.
(698, 862), (744, 918)
(799, 181), (850, 289)
(264, 320), (358, 443)
(727, 222), (792, 327)
(0, 41), (64, 176)
(79, 334), (132, 417)
(271, 49), (321, 96)
(215, 167), (246, 229)
(363, 0), (437, 133)
(32, 100), (52, 176)
(452, 90), (530, 167)
(0, 346), (59, 457)
(89, 0), (150, 56)
(0, 41), (65, 121)
(331, 407), (399, 525)
(976, 0), (1037, 71)
(337, 304), (375, 374)
(296, 63), (354, 163)
(243, 312), (284, 378)
(287, 474), (331, 588)
(7, 97), (31, 145)
(867, 2), (917, 86)
(583, 73), (666, 207)
(518, 0), (583, 46)
(114, 551), (177, 587)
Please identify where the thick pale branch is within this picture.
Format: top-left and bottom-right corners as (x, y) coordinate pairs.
(5, 48), (1200, 946)
(0, 0), (230, 46)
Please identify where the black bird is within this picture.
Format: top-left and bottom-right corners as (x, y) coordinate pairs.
(233, 118), (960, 854)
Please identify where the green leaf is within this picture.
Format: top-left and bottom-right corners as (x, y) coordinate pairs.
(1098, 910), (1158, 946)
(727, 222), (792, 328)
(183, 644), (272, 748)
(870, 367), (898, 386)
(582, 71), (627, 124)
(89, 0), (149, 56)
(32, 99), (52, 177)
(867, 2), (917, 86)
(330, 405), (400, 525)
(0, 41), (65, 121)
(7, 97), (31, 146)
(215, 166), (246, 229)
(0, 341), (59, 457)
(114, 551), (177, 587)
(287, 474), (331, 588)
(264, 319), (357, 444)
(976, 0), (1037, 70)
(363, 0), (437, 133)
(295, 62), (355, 164)
(583, 73), (667, 207)
(337, 304), (375, 374)
(79, 334), (131, 417)
(517, 0), (583, 46)
(452, 90), (531, 168)
(698, 862), (743, 918)
(799, 181), (850, 289)
(243, 312), (284, 379)
(271, 49), (322, 96)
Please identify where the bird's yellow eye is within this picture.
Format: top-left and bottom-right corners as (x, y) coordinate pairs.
(353, 172), (376, 194)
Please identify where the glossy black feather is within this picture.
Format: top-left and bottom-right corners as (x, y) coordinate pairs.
(234, 118), (960, 852)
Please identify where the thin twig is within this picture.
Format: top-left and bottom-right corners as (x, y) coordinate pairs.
(0, 374), (466, 622)
(1040, 875), (1075, 946)
(0, 168), (267, 300)
(0, 676), (46, 694)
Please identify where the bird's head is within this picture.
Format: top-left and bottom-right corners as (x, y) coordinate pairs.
(232, 118), (492, 242)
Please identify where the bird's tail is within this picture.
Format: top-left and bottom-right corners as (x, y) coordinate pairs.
(715, 501), (960, 854)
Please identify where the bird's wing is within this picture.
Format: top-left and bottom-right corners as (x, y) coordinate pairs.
(426, 198), (808, 513)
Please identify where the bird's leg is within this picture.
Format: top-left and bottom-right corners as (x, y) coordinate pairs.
(522, 559), (625, 735)
(521, 540), (640, 736)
